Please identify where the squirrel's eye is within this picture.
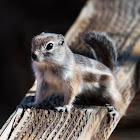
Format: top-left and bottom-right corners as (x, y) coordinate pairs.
(60, 40), (64, 45)
(46, 43), (53, 50)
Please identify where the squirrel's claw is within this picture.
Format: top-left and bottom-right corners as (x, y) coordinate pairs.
(105, 104), (119, 123)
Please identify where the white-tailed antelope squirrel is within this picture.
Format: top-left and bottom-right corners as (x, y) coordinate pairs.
(29, 31), (125, 116)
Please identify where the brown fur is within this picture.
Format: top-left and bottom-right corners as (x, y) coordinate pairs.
(83, 72), (99, 83)
(100, 75), (111, 81)
(32, 36), (54, 48)
(73, 67), (81, 93)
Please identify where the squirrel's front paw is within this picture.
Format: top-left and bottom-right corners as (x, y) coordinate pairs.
(26, 102), (39, 108)
(105, 104), (119, 123)
(55, 106), (66, 112)
(55, 104), (73, 112)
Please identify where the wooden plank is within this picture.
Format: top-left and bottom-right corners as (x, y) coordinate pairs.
(0, 0), (140, 139)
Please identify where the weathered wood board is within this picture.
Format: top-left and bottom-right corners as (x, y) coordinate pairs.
(0, 0), (140, 139)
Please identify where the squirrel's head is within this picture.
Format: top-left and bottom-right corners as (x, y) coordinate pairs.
(31, 32), (67, 65)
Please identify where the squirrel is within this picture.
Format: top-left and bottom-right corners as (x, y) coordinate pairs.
(29, 31), (125, 116)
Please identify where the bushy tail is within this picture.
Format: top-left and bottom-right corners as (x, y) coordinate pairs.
(82, 31), (117, 72)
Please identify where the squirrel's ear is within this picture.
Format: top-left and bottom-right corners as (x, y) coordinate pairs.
(58, 34), (65, 45)
(58, 34), (64, 38)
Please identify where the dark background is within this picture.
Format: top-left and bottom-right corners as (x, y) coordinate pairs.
(0, 0), (86, 127)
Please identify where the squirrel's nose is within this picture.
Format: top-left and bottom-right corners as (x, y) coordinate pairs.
(31, 52), (37, 60)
